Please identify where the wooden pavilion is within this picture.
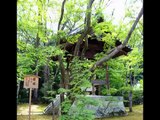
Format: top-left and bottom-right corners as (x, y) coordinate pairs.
(52, 16), (132, 95)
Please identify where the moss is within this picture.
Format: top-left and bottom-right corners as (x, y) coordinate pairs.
(17, 103), (48, 114)
(96, 105), (143, 120)
(17, 104), (143, 120)
(17, 115), (52, 120)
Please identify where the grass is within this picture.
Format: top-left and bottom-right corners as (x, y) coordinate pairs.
(96, 105), (143, 120)
(17, 104), (143, 120)
(17, 115), (52, 120)
(17, 103), (48, 115)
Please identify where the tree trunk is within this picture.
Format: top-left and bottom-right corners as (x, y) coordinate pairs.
(58, 56), (65, 103)
(106, 64), (111, 95)
(57, 0), (67, 105)
(92, 84), (95, 95)
(126, 72), (128, 86)
(98, 86), (101, 95)
(129, 91), (133, 112)
(33, 70), (39, 103)
(65, 69), (70, 89)
(106, 64), (110, 90)
(74, 0), (95, 56)
(17, 81), (20, 103)
(33, 0), (43, 103)
(92, 74), (96, 95)
(81, 35), (88, 59)
(52, 101), (55, 120)
(133, 74), (136, 85)
(44, 65), (50, 83)
(129, 71), (133, 112)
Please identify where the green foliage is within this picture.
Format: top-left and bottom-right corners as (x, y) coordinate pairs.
(67, 34), (81, 43)
(119, 86), (133, 92)
(17, 44), (63, 81)
(122, 89), (143, 106)
(94, 67), (106, 79)
(59, 57), (96, 119)
(40, 80), (57, 103)
(93, 21), (118, 52)
(119, 47), (143, 80)
(139, 79), (143, 89)
(107, 59), (126, 89)
(18, 88), (29, 103)
(132, 89), (143, 105)
(94, 52), (106, 61)
(69, 57), (93, 94)
(57, 30), (68, 40)
(17, 1), (143, 117)
(58, 88), (70, 94)
(109, 85), (143, 106)
(61, 98), (72, 115)
(61, 95), (97, 120)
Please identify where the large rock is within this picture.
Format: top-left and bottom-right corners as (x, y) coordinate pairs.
(70, 95), (127, 118)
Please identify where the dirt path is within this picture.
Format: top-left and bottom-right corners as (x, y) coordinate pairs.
(17, 105), (44, 115)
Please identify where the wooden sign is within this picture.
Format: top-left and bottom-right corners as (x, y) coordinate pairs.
(23, 75), (40, 120)
(23, 75), (40, 89)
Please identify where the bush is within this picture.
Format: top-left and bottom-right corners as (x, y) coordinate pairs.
(18, 88), (29, 103)
(60, 95), (97, 120)
(110, 88), (143, 107)
(132, 89), (143, 105)
(123, 89), (143, 106)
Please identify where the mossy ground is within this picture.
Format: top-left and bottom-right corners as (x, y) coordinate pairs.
(17, 104), (143, 120)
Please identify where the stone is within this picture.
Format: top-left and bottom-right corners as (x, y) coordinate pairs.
(70, 95), (127, 118)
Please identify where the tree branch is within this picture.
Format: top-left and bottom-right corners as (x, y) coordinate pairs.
(90, 7), (143, 72)
(81, 35), (88, 59)
(68, 24), (84, 35)
(58, 0), (67, 31)
(86, 0), (95, 30)
(61, 20), (69, 31)
(73, 0), (95, 56)
(122, 7), (143, 46)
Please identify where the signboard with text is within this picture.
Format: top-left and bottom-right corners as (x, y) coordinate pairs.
(23, 75), (40, 89)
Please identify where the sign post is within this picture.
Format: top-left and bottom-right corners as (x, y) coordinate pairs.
(23, 75), (40, 120)
(29, 88), (32, 120)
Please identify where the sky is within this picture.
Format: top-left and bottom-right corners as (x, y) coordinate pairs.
(105, 0), (142, 24)
(47, 0), (143, 32)
(105, 0), (126, 23)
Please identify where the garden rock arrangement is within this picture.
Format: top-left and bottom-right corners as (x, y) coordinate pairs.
(71, 95), (127, 118)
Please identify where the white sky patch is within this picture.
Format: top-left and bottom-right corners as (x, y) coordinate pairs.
(105, 0), (125, 22)
(47, 0), (142, 32)
(47, 7), (59, 32)
(104, 0), (142, 25)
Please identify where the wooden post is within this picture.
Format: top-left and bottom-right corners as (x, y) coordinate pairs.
(92, 84), (95, 95)
(106, 64), (109, 90)
(92, 74), (96, 95)
(106, 64), (110, 95)
(52, 101), (55, 120)
(98, 85), (101, 95)
(29, 88), (32, 120)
